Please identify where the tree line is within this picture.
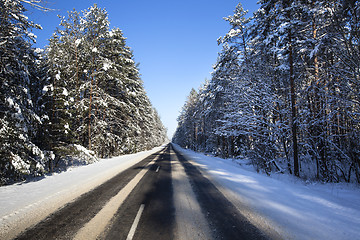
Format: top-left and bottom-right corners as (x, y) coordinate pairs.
(0, 1), (167, 185)
(173, 0), (360, 183)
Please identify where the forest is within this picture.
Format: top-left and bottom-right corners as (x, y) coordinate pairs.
(0, 1), (167, 185)
(173, 0), (360, 183)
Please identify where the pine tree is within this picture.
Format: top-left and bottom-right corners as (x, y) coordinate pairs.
(45, 4), (167, 158)
(0, 2), (166, 184)
(0, 0), (45, 183)
(173, 88), (199, 149)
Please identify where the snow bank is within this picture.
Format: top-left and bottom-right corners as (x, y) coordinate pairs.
(0, 146), (164, 240)
(173, 144), (360, 240)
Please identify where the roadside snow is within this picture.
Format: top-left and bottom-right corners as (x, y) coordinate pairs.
(173, 144), (360, 240)
(0, 146), (164, 240)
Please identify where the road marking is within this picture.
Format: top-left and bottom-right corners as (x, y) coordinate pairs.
(74, 151), (163, 240)
(156, 166), (160, 173)
(126, 204), (145, 240)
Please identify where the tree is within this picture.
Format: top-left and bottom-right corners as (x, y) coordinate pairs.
(45, 4), (167, 158)
(174, 0), (360, 182)
(0, 0), (45, 182)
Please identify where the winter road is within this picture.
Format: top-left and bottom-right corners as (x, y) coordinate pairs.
(13, 144), (273, 240)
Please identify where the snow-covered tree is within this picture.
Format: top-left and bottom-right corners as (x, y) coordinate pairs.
(45, 4), (167, 159)
(173, 88), (199, 149)
(0, 0), (45, 183)
(0, 2), (166, 184)
(174, 0), (360, 182)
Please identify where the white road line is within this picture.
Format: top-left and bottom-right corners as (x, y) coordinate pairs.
(74, 151), (163, 240)
(156, 166), (160, 173)
(126, 204), (145, 240)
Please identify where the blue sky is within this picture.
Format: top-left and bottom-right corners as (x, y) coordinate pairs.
(28, 0), (259, 139)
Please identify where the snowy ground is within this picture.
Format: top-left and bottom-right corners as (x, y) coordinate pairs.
(173, 144), (360, 240)
(0, 146), (164, 240)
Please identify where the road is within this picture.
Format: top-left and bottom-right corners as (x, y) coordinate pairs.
(14, 144), (274, 240)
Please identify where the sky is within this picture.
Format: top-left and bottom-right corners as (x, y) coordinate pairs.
(27, 0), (259, 139)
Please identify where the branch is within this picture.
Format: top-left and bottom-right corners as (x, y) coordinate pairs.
(20, 0), (54, 12)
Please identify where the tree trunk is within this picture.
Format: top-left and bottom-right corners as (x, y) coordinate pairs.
(88, 76), (92, 150)
(289, 29), (300, 177)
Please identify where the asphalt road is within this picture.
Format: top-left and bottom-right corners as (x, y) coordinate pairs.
(14, 144), (273, 240)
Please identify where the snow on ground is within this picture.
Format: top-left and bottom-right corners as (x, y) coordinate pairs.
(173, 144), (360, 240)
(0, 146), (164, 240)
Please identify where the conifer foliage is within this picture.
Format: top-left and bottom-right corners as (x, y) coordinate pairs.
(0, 2), (166, 185)
(173, 1), (360, 183)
